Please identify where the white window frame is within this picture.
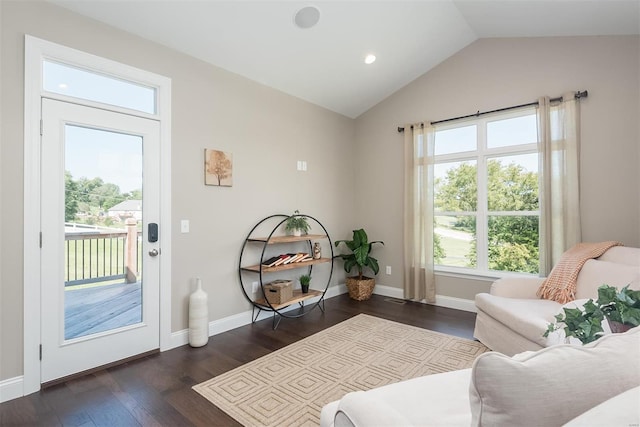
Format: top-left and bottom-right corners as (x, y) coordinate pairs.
(433, 108), (539, 278)
(23, 35), (172, 396)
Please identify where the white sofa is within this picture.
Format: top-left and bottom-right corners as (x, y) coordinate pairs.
(474, 246), (640, 356)
(320, 326), (640, 427)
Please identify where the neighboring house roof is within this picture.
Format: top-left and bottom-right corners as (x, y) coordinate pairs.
(108, 200), (142, 212)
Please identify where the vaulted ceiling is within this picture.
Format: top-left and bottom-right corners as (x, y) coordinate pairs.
(47, 0), (640, 118)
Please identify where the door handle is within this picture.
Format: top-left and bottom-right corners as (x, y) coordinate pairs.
(149, 248), (159, 257)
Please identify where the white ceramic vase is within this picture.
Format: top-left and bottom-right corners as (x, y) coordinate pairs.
(189, 278), (209, 347)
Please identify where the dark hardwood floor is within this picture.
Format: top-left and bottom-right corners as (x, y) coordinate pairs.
(1, 294), (477, 426)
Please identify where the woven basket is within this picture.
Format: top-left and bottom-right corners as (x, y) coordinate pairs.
(346, 277), (375, 301)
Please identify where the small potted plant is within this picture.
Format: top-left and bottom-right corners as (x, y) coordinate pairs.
(299, 274), (311, 293)
(543, 284), (640, 344)
(335, 228), (384, 301)
(285, 210), (310, 236)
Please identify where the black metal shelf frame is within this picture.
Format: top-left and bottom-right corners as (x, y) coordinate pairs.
(238, 214), (334, 329)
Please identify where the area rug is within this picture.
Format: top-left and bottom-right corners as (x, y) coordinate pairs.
(193, 314), (488, 426)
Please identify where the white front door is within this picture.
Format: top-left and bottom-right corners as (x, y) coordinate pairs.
(40, 98), (161, 383)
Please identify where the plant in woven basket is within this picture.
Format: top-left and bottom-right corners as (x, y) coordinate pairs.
(335, 229), (384, 301)
(543, 284), (640, 344)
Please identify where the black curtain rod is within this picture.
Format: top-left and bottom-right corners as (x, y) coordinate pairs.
(397, 90), (588, 133)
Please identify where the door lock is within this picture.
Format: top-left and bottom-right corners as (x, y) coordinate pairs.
(149, 248), (159, 257)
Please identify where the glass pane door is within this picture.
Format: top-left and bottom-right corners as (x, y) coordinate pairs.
(63, 125), (143, 340)
(41, 98), (159, 384)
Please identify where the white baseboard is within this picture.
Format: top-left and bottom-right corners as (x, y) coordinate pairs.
(0, 376), (24, 403)
(169, 284), (347, 349)
(373, 284), (476, 313)
(433, 295), (476, 313)
(371, 284), (404, 299)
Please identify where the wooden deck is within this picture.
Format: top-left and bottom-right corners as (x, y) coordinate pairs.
(64, 282), (141, 339)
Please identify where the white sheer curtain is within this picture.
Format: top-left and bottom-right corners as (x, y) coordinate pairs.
(403, 124), (436, 302)
(538, 93), (582, 275)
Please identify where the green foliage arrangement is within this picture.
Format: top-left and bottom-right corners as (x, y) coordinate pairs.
(598, 284), (640, 327)
(543, 284), (640, 344)
(285, 210), (310, 235)
(334, 229), (384, 279)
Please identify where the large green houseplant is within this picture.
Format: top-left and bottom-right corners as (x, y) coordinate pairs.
(544, 284), (640, 344)
(335, 228), (384, 300)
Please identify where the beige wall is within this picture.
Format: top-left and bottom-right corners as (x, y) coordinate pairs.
(355, 36), (640, 300)
(0, 1), (354, 381)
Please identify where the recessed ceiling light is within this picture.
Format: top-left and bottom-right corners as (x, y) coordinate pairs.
(364, 54), (376, 65)
(294, 6), (320, 29)
(58, 83), (68, 89)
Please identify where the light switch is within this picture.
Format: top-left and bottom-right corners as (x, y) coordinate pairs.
(181, 220), (190, 233)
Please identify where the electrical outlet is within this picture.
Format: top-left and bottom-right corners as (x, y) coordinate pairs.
(386, 266), (392, 275)
(252, 281), (259, 293)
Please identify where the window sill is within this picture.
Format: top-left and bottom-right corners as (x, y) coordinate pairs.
(434, 266), (539, 282)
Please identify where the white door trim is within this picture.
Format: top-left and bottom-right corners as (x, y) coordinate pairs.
(23, 35), (172, 396)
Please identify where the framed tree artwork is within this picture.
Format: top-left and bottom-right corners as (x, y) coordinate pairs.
(204, 149), (233, 187)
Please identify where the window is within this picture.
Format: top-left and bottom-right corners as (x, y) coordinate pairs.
(433, 109), (539, 275)
(43, 60), (157, 114)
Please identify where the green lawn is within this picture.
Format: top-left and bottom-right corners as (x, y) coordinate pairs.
(437, 233), (473, 267)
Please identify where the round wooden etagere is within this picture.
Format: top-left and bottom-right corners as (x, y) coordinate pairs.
(238, 214), (334, 329)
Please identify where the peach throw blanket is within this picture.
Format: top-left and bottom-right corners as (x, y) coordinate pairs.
(537, 241), (623, 304)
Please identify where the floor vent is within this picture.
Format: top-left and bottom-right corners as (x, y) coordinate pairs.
(384, 297), (407, 305)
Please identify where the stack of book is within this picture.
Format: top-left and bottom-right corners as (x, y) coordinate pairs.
(261, 253), (313, 267)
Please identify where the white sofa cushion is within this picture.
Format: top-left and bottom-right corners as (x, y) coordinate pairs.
(563, 386), (640, 426)
(574, 259), (640, 299)
(332, 392), (412, 427)
(320, 368), (472, 427)
(474, 293), (560, 346)
(469, 326), (640, 427)
(597, 246), (640, 266)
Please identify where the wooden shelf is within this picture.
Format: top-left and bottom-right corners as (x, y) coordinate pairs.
(247, 234), (327, 244)
(241, 257), (331, 273)
(254, 289), (322, 310)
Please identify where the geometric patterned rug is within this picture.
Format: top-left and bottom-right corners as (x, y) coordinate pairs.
(193, 314), (488, 426)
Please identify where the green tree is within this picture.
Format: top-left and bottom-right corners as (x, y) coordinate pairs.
(94, 183), (125, 210)
(124, 189), (143, 200)
(434, 233), (445, 264)
(65, 174), (139, 225)
(435, 160), (539, 273)
(76, 177), (105, 205)
(64, 171), (79, 221)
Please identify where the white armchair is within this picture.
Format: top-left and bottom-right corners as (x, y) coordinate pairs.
(473, 246), (640, 355)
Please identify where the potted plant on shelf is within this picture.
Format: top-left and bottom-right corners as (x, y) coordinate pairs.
(299, 274), (311, 293)
(285, 210), (310, 236)
(335, 228), (384, 301)
(543, 284), (640, 344)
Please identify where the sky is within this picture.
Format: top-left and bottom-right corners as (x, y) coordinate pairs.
(434, 112), (539, 177)
(65, 125), (143, 194)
